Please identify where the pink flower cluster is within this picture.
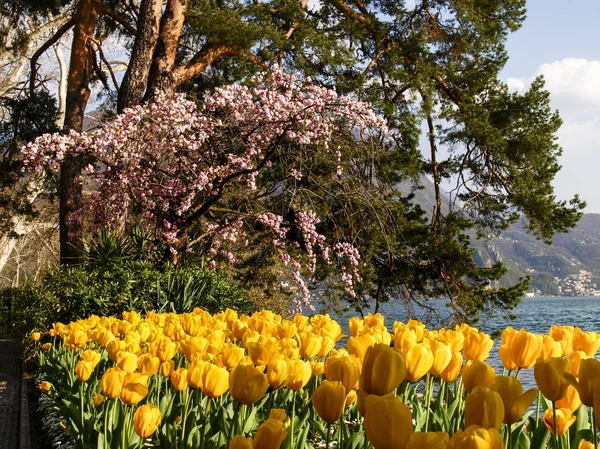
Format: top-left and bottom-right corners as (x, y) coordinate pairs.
(21, 70), (387, 308)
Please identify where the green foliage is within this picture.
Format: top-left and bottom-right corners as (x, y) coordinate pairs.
(2, 261), (254, 336)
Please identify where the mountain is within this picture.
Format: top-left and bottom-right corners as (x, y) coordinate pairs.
(474, 215), (600, 295)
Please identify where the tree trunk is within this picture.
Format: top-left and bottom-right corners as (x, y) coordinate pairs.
(60, 0), (99, 265)
(146, 0), (188, 98)
(117, 0), (163, 113)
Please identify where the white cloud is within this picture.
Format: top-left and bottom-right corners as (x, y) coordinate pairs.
(506, 58), (600, 213)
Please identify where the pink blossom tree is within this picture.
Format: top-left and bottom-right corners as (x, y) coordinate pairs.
(22, 70), (388, 310)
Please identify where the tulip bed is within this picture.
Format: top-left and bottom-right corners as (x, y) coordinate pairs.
(33, 309), (600, 449)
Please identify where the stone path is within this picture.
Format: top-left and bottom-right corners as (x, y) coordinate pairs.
(0, 338), (22, 449)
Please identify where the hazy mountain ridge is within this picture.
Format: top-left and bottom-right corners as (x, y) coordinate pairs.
(474, 214), (600, 295)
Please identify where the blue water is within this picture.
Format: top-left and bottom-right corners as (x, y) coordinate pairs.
(327, 296), (600, 391)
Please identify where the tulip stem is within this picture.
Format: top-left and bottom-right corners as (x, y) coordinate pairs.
(290, 390), (297, 449)
(515, 368), (521, 380)
(593, 407), (598, 449)
(535, 389), (541, 426)
(326, 423), (332, 449)
(181, 389), (191, 449)
(103, 399), (110, 449)
(79, 382), (85, 439)
(552, 402), (559, 449)
(506, 422), (511, 449)
(424, 374), (432, 432)
(339, 412), (344, 448)
(226, 402), (242, 449)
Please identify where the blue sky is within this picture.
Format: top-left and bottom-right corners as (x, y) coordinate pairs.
(502, 0), (600, 213)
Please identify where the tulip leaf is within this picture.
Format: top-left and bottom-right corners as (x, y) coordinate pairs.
(242, 405), (258, 434)
(296, 423), (310, 449)
(573, 405), (589, 434)
(348, 430), (366, 449)
(530, 419), (550, 449)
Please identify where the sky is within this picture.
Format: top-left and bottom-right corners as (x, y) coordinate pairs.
(501, 0), (600, 213)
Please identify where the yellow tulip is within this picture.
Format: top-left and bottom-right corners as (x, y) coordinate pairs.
(498, 344), (518, 371)
(579, 440), (595, 449)
(31, 332), (41, 342)
(535, 357), (572, 402)
(345, 389), (357, 406)
(556, 384), (581, 412)
(120, 373), (149, 405)
(201, 364), (229, 398)
(543, 408), (576, 436)
(155, 337), (178, 363)
(268, 408), (290, 426)
(171, 368), (189, 391)
(462, 360), (495, 394)
(161, 360), (174, 377)
(448, 425), (503, 449)
(41, 343), (52, 351)
(299, 332), (322, 359)
(568, 351), (588, 377)
(221, 344), (246, 370)
(349, 317), (364, 336)
(491, 376), (538, 424)
(347, 334), (377, 359)
(187, 360), (207, 389)
(360, 343), (406, 395)
(540, 335), (563, 360)
(229, 364), (269, 405)
(267, 357), (289, 389)
(75, 360), (95, 382)
(464, 387), (504, 429)
(39, 381), (52, 391)
(116, 351), (138, 374)
(253, 417), (288, 449)
(462, 331), (493, 362)
(326, 357), (359, 392)
(287, 360), (312, 391)
(549, 326), (574, 356)
(405, 344), (434, 382)
(229, 435), (254, 449)
(573, 329), (600, 357)
(133, 404), (162, 438)
(428, 340), (452, 377)
(509, 329), (542, 369)
(247, 342), (273, 366)
(440, 352), (463, 383)
(406, 431), (449, 449)
(93, 393), (105, 406)
(138, 353), (160, 377)
(312, 380), (346, 423)
(101, 367), (126, 399)
(364, 393), (413, 449)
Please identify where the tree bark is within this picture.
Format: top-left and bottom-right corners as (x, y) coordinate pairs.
(60, 0), (99, 265)
(117, 0), (163, 113)
(146, 0), (188, 98)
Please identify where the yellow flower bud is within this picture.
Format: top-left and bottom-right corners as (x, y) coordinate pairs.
(75, 360), (95, 382)
(579, 440), (595, 449)
(230, 364), (269, 405)
(201, 364), (229, 398)
(138, 353), (160, 377)
(404, 344), (434, 382)
(440, 352), (463, 383)
(490, 376), (537, 424)
(462, 360), (495, 394)
(364, 393), (413, 449)
(464, 387), (504, 430)
(312, 380), (346, 424)
(31, 332), (41, 342)
(93, 393), (105, 406)
(120, 373), (149, 405)
(286, 360), (312, 391)
(267, 357), (289, 389)
(510, 329), (542, 369)
(462, 331), (493, 362)
(253, 418), (288, 449)
(326, 357), (359, 392)
(543, 408), (576, 436)
(116, 351), (138, 374)
(101, 367), (126, 399)
(39, 381), (52, 391)
(161, 360), (174, 377)
(534, 357), (571, 402)
(133, 404), (162, 438)
(171, 368), (189, 391)
(448, 425), (503, 449)
(360, 343), (406, 396)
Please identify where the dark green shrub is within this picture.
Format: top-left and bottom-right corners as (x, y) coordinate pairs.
(2, 262), (255, 336)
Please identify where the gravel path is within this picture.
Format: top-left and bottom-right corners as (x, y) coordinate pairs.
(0, 338), (22, 449)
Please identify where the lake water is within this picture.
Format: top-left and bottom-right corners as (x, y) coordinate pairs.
(327, 296), (600, 391)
